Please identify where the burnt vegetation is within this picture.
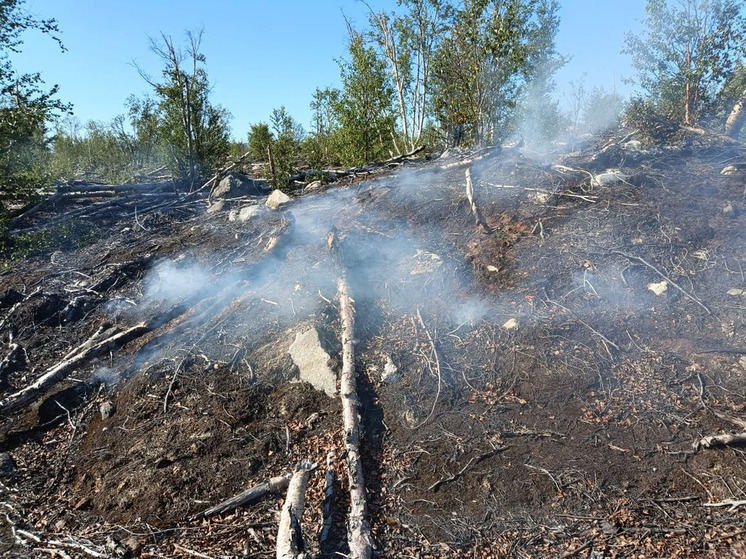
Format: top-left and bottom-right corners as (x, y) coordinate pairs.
(2, 1), (746, 558)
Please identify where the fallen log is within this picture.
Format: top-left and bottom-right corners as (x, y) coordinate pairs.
(0, 323), (149, 417)
(694, 431), (746, 450)
(338, 278), (374, 559)
(194, 474), (290, 519)
(276, 459), (316, 559)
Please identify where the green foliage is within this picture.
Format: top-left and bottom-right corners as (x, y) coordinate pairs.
(143, 30), (230, 189)
(623, 97), (681, 143)
(247, 108), (305, 188)
(269, 106), (304, 187)
(305, 87), (340, 167)
(248, 122), (272, 162)
(430, 0), (563, 147)
(0, 220), (101, 270)
(623, 0), (746, 125)
(0, 0), (69, 225)
(334, 30), (397, 166)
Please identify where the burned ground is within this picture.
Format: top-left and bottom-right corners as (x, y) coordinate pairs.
(1, 130), (746, 557)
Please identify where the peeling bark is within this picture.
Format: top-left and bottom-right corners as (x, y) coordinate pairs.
(0, 323), (149, 417)
(194, 474), (290, 519)
(338, 278), (374, 559)
(724, 88), (746, 138)
(276, 460), (316, 559)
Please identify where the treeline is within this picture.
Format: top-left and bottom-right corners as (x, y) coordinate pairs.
(3, 0), (746, 229)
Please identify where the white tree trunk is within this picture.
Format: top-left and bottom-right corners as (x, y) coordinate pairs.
(725, 88), (746, 138)
(338, 278), (374, 559)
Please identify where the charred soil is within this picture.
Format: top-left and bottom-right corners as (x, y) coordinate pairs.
(2, 130), (746, 557)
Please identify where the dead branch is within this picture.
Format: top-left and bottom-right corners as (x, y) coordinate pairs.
(14, 528), (107, 558)
(276, 459), (316, 559)
(319, 449), (336, 552)
(703, 499), (746, 512)
(194, 474), (290, 519)
(410, 309), (442, 429)
(613, 250), (712, 315)
(428, 448), (503, 492)
(545, 298), (619, 358)
(465, 168), (491, 233)
(694, 431), (746, 450)
(438, 146), (496, 170)
(0, 323), (149, 417)
(381, 145), (425, 165)
(338, 278), (374, 559)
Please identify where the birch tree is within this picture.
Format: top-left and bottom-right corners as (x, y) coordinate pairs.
(623, 0), (746, 125)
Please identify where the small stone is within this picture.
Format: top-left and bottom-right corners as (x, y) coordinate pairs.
(237, 205), (262, 222)
(206, 200), (225, 214)
(722, 202), (738, 218)
(266, 189), (291, 210)
(727, 288), (745, 297)
(502, 318), (519, 330)
(381, 355), (400, 384)
(0, 453), (16, 477)
(647, 280), (668, 296)
(100, 400), (116, 419)
(123, 536), (142, 556)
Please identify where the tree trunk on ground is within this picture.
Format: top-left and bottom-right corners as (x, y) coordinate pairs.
(338, 279), (374, 559)
(0, 324), (149, 417)
(276, 460), (316, 559)
(195, 474), (289, 518)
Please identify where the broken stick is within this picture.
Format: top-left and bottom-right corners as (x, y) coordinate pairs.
(276, 459), (316, 559)
(338, 278), (374, 559)
(694, 431), (746, 450)
(465, 168), (491, 233)
(0, 323), (149, 417)
(194, 474), (290, 519)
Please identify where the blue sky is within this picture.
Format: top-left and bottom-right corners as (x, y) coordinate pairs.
(14, 1), (647, 140)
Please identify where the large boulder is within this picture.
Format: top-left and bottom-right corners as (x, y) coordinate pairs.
(210, 171), (268, 200)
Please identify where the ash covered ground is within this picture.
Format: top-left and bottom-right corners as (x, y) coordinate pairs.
(1, 129), (746, 557)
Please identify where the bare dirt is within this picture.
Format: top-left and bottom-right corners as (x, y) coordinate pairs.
(2, 129), (746, 558)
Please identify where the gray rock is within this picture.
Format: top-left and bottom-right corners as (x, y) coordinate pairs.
(237, 205), (263, 222)
(266, 189), (291, 210)
(211, 171), (268, 200)
(0, 453), (16, 477)
(381, 355), (400, 384)
(288, 328), (337, 397)
(100, 400), (116, 419)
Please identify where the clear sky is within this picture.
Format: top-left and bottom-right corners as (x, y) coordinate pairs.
(13, 0), (647, 140)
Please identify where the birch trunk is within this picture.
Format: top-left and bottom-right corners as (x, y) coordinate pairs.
(338, 278), (373, 559)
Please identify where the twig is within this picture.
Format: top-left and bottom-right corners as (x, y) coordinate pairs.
(613, 250), (712, 314)
(410, 309), (442, 429)
(561, 538), (594, 558)
(545, 298), (619, 358)
(428, 448), (503, 492)
(703, 499), (746, 512)
(15, 529), (107, 558)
